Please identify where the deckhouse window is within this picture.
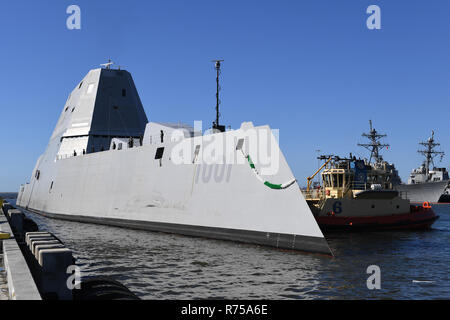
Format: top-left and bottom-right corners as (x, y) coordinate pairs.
(122, 89), (126, 97)
(87, 83), (95, 94)
(155, 147), (164, 160)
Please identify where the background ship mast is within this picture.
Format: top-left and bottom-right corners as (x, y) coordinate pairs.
(358, 120), (389, 164)
(212, 59), (225, 132)
(418, 130), (444, 177)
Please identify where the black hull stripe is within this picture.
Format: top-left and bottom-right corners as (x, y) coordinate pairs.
(21, 207), (332, 256)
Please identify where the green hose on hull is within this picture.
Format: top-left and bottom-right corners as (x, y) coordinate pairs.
(246, 155), (296, 190)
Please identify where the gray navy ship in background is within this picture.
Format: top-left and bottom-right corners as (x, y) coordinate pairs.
(332, 121), (449, 205)
(395, 131), (450, 204)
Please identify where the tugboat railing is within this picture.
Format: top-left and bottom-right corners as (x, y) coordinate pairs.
(301, 182), (408, 200)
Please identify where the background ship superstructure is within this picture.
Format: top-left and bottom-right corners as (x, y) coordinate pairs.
(395, 131), (450, 203)
(16, 65), (330, 254)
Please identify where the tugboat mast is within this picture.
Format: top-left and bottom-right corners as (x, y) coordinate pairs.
(358, 120), (389, 164)
(418, 130), (444, 177)
(212, 59), (225, 132)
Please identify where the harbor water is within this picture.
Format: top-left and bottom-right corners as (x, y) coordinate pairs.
(6, 198), (450, 299)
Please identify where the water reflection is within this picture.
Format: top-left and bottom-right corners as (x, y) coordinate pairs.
(7, 199), (450, 299)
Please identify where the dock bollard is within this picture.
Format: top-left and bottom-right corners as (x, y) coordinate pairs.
(1, 202), (13, 216)
(34, 244), (65, 259)
(26, 232), (52, 241)
(27, 236), (56, 248)
(31, 240), (61, 255)
(24, 232), (74, 300)
(38, 248), (74, 300)
(26, 232), (53, 246)
(8, 209), (24, 235)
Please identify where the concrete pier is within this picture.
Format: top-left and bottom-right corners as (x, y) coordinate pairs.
(0, 206), (41, 300)
(0, 241), (9, 300)
(1, 201), (75, 300)
(1, 200), (139, 300)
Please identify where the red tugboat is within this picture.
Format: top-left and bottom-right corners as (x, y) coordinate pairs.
(302, 122), (439, 231)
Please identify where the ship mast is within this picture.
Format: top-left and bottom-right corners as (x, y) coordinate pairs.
(418, 130), (444, 177)
(212, 59), (225, 132)
(358, 120), (389, 164)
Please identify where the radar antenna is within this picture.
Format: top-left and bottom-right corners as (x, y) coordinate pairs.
(212, 59), (225, 132)
(357, 120), (389, 164)
(100, 59), (114, 69)
(418, 130), (445, 177)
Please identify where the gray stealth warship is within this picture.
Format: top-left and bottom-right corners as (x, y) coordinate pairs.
(16, 64), (330, 255)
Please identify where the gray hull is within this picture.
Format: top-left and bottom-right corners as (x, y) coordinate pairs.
(25, 208), (330, 254)
(395, 180), (450, 203)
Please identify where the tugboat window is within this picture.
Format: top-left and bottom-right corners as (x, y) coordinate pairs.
(332, 174), (338, 188)
(122, 89), (126, 97)
(324, 175), (329, 187)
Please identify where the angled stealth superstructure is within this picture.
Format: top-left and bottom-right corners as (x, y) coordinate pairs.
(53, 68), (147, 158)
(17, 66), (331, 255)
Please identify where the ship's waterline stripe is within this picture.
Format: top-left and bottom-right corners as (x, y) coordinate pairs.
(21, 208), (332, 255)
(246, 155), (296, 190)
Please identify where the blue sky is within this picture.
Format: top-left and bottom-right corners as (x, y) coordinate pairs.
(1, 0), (450, 191)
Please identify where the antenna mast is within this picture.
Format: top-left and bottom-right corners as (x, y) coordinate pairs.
(418, 130), (444, 177)
(100, 59), (114, 69)
(357, 120), (389, 164)
(212, 59), (225, 132)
